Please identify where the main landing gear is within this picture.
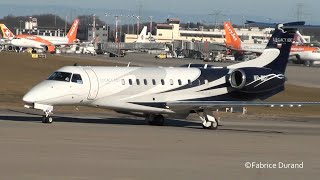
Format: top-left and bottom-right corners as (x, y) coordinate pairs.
(145, 114), (165, 126)
(197, 109), (219, 130)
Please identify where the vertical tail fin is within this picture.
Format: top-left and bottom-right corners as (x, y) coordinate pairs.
(136, 26), (147, 43)
(0, 24), (15, 39)
(224, 21), (242, 50)
(265, 24), (299, 73)
(66, 18), (79, 43)
(293, 30), (307, 44)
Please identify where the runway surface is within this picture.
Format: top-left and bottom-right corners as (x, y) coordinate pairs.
(0, 108), (319, 180)
(61, 53), (320, 88)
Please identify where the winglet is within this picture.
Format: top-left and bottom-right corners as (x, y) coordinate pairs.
(0, 24), (15, 39)
(224, 21), (242, 50)
(67, 18), (80, 43)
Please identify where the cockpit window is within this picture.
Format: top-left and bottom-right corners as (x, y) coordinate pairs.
(47, 71), (72, 82)
(71, 74), (83, 84)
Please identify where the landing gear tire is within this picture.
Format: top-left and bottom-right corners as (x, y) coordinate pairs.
(42, 115), (53, 124)
(198, 110), (219, 130)
(202, 119), (218, 130)
(304, 60), (311, 67)
(146, 114), (165, 126)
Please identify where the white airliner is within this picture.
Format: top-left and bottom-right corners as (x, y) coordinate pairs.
(0, 19), (79, 53)
(136, 26), (156, 43)
(224, 21), (320, 66)
(23, 23), (320, 129)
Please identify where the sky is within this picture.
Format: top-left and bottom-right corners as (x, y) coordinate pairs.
(0, 0), (319, 24)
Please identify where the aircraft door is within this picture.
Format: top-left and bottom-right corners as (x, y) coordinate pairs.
(84, 68), (99, 100)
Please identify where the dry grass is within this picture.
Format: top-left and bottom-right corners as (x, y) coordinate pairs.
(0, 52), (319, 116)
(0, 52), (122, 108)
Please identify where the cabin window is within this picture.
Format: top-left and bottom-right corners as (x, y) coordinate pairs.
(188, 79), (192, 85)
(71, 74), (83, 84)
(152, 79), (156, 85)
(144, 79), (148, 85)
(178, 79), (182, 85)
(136, 79), (140, 85)
(161, 79), (165, 85)
(129, 79), (133, 85)
(121, 79), (125, 85)
(170, 79), (174, 85)
(47, 71), (72, 82)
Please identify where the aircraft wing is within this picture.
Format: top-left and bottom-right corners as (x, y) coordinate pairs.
(167, 101), (320, 109)
(226, 45), (263, 54)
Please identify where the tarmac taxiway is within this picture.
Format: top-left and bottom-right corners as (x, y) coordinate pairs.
(0, 108), (319, 180)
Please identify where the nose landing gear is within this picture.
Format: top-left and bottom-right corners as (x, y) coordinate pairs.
(42, 110), (53, 124)
(42, 115), (53, 124)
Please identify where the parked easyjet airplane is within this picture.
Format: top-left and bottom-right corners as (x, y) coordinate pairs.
(224, 21), (320, 66)
(22, 22), (320, 129)
(0, 18), (79, 53)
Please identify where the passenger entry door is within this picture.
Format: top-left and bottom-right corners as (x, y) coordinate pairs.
(84, 68), (99, 100)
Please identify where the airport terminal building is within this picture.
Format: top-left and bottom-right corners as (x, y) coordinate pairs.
(125, 18), (311, 44)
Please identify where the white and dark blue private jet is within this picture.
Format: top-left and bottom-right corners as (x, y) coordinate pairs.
(23, 22), (320, 129)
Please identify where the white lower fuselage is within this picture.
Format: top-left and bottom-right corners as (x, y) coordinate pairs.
(39, 36), (69, 46)
(11, 38), (43, 49)
(10, 36), (70, 50)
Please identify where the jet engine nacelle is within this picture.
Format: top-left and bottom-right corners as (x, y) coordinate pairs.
(228, 67), (286, 93)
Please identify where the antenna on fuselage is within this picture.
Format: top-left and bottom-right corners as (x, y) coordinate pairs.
(127, 62), (131, 67)
(188, 63), (191, 68)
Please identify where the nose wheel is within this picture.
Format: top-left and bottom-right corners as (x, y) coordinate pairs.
(42, 115), (53, 124)
(42, 109), (53, 124)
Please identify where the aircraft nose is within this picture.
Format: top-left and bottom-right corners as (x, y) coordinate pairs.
(23, 84), (44, 103)
(23, 91), (36, 103)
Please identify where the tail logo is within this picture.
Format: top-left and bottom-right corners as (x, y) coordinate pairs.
(225, 23), (238, 42)
(273, 37), (293, 43)
(277, 24), (286, 33)
(69, 19), (79, 37)
(3, 28), (14, 38)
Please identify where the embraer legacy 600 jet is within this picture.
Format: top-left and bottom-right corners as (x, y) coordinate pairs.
(23, 22), (320, 129)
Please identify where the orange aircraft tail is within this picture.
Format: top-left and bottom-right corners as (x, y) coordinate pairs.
(224, 21), (242, 50)
(0, 24), (15, 39)
(66, 18), (80, 43)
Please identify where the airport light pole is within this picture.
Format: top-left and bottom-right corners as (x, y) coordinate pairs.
(28, 16), (32, 34)
(136, 15), (140, 37)
(64, 15), (67, 36)
(131, 15), (135, 34)
(149, 16), (153, 35)
(19, 20), (23, 34)
(126, 15), (131, 34)
(92, 14), (96, 46)
(104, 13), (109, 42)
(114, 15), (119, 43)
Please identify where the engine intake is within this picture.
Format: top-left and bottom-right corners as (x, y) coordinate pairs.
(228, 67), (286, 93)
(229, 69), (246, 89)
